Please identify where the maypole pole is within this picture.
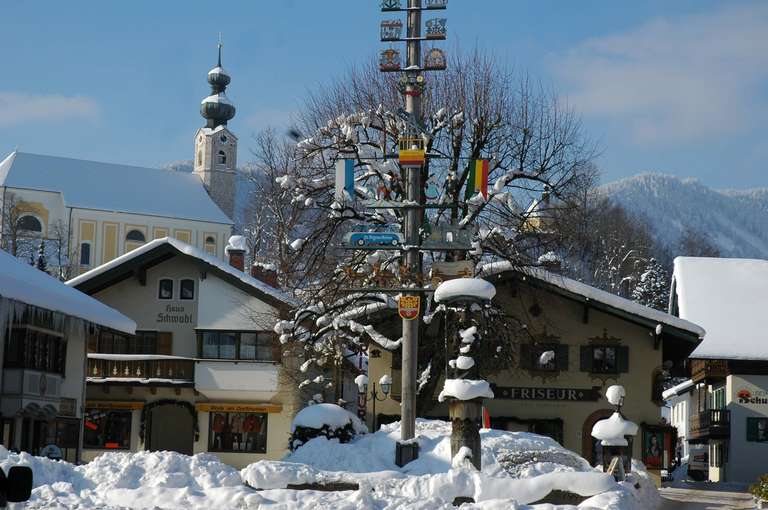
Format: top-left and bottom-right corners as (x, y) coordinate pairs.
(378, 0), (447, 466)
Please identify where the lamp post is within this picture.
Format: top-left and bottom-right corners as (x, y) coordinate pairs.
(357, 375), (393, 432)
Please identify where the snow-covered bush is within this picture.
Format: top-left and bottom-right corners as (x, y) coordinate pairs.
(289, 403), (367, 451)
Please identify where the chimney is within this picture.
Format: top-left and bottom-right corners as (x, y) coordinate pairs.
(251, 262), (279, 288)
(225, 235), (247, 272)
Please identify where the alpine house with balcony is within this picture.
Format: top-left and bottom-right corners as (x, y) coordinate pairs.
(668, 256), (768, 483)
(0, 248), (135, 462)
(67, 236), (298, 468)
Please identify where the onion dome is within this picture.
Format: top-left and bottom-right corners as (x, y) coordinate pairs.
(200, 43), (235, 128)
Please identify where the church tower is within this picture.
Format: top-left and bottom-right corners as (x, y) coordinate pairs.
(194, 42), (237, 220)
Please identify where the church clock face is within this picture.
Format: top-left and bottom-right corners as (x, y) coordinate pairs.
(219, 134), (228, 144)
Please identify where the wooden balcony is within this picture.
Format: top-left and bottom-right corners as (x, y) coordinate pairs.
(690, 359), (728, 384)
(689, 409), (730, 440)
(87, 355), (194, 386)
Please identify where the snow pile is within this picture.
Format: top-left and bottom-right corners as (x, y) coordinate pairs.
(0, 449), (265, 510)
(224, 234), (248, 253)
(244, 420), (655, 508)
(592, 413), (639, 446)
(291, 403), (367, 434)
(605, 385), (626, 406)
(438, 379), (494, 402)
(434, 277), (496, 303)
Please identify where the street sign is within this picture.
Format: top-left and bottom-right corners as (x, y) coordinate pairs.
(398, 295), (421, 320)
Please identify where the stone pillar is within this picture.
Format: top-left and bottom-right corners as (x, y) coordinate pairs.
(448, 397), (483, 470)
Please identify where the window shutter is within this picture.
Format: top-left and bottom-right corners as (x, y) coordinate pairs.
(519, 344), (532, 369)
(157, 332), (173, 355)
(556, 345), (569, 371)
(747, 417), (758, 442)
(580, 346), (593, 372)
(617, 346), (630, 373)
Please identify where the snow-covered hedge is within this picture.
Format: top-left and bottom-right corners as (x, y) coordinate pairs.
(289, 403), (367, 451)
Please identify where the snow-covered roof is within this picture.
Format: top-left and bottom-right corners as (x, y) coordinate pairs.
(0, 249), (135, 334)
(201, 93), (233, 106)
(208, 66), (229, 76)
(0, 151), (231, 224)
(67, 237), (298, 308)
(673, 256), (768, 360)
(480, 262), (704, 338)
(662, 379), (694, 400)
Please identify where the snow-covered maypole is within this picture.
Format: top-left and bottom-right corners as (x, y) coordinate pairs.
(591, 385), (638, 481)
(434, 277), (496, 470)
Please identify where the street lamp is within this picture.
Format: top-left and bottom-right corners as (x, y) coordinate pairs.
(357, 374), (392, 431)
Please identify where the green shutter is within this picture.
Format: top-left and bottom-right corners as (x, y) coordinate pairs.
(580, 346), (592, 372)
(747, 417), (759, 442)
(617, 346), (630, 373)
(556, 344), (569, 371)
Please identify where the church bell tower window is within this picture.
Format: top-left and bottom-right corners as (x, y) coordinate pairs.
(217, 150), (227, 165)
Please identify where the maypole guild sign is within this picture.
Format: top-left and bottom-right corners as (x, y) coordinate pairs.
(399, 295), (420, 320)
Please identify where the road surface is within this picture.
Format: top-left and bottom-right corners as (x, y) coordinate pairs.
(660, 486), (756, 509)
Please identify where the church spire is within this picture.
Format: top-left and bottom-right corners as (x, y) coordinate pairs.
(200, 38), (235, 129)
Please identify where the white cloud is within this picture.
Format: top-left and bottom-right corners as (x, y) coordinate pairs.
(0, 92), (100, 127)
(553, 3), (768, 144)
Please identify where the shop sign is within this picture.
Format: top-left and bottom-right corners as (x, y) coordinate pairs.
(156, 304), (193, 324)
(491, 385), (601, 402)
(195, 403), (283, 413)
(398, 295), (420, 320)
(85, 401), (145, 410)
(737, 388), (768, 405)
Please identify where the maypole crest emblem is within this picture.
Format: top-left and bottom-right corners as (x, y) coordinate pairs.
(423, 48), (446, 70)
(380, 48), (402, 71)
(399, 295), (421, 320)
(425, 18), (447, 40)
(381, 19), (403, 41)
(381, 0), (402, 11)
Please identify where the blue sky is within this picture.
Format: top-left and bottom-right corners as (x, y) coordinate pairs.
(1, 0), (766, 188)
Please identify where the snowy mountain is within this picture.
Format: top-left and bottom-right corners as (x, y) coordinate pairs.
(600, 173), (768, 258)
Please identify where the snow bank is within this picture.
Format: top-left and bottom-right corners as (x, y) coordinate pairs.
(434, 278), (496, 303)
(245, 420), (640, 508)
(0, 449), (265, 510)
(438, 379), (494, 402)
(292, 403), (367, 434)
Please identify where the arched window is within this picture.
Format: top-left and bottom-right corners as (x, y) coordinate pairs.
(197, 150), (203, 166)
(158, 279), (173, 300)
(126, 230), (146, 243)
(204, 235), (216, 256)
(17, 215), (42, 233)
(180, 279), (195, 300)
(217, 150), (227, 164)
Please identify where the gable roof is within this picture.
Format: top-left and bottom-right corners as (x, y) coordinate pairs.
(480, 261), (704, 340)
(67, 237), (297, 309)
(0, 151), (231, 225)
(672, 256), (768, 360)
(0, 249), (135, 334)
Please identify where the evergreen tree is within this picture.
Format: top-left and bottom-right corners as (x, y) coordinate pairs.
(35, 239), (47, 272)
(632, 258), (669, 311)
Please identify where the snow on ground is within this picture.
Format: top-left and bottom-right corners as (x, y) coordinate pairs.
(0, 421), (661, 509)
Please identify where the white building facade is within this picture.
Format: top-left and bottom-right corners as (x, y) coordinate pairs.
(669, 256), (768, 484)
(68, 238), (299, 468)
(0, 248), (135, 462)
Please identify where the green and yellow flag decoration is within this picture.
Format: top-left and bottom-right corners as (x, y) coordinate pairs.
(464, 159), (489, 200)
